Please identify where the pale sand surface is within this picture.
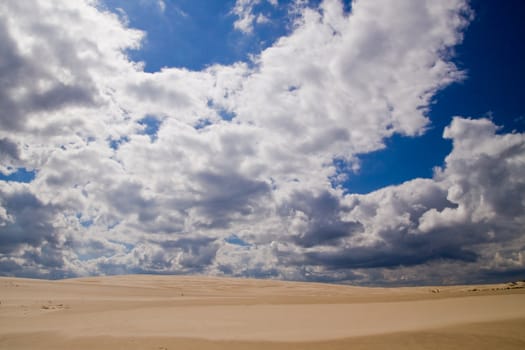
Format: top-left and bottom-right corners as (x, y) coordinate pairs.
(1, 275), (525, 349)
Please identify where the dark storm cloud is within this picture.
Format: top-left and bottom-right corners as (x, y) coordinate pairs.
(0, 189), (58, 253)
(192, 171), (271, 228)
(163, 236), (219, 269)
(0, 138), (20, 161)
(301, 233), (478, 270)
(0, 185), (67, 277)
(282, 190), (363, 247)
(479, 267), (525, 283)
(106, 181), (159, 223)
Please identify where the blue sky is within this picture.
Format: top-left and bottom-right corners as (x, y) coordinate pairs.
(102, 0), (525, 194)
(0, 0), (524, 284)
(102, 0), (290, 71)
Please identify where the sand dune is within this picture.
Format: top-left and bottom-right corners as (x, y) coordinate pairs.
(1, 275), (525, 349)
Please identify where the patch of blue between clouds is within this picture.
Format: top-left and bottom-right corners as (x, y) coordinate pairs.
(336, 131), (453, 194)
(194, 119), (213, 130)
(0, 168), (36, 183)
(107, 221), (120, 230)
(225, 234), (251, 247)
(207, 100), (236, 122)
(138, 115), (162, 141)
(76, 213), (94, 228)
(108, 136), (130, 150)
(80, 219), (94, 228)
(217, 109), (236, 122)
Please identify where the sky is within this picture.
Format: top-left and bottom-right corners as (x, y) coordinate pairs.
(0, 0), (524, 285)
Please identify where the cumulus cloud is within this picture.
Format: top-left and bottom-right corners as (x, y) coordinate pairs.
(278, 117), (525, 284)
(1, 0), (523, 285)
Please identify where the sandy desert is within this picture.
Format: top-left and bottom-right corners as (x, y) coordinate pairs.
(1, 275), (525, 349)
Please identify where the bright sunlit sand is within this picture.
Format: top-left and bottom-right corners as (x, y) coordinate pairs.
(1, 275), (524, 349)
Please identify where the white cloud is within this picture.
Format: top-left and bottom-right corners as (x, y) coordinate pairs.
(2, 0), (523, 285)
(232, 0), (278, 34)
